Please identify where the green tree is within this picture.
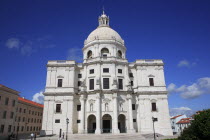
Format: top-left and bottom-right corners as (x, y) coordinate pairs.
(178, 109), (210, 140)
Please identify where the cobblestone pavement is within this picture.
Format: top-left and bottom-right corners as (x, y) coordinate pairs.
(21, 133), (178, 140)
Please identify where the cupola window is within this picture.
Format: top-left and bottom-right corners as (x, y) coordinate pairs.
(87, 50), (93, 59)
(101, 48), (109, 58)
(118, 50), (122, 58)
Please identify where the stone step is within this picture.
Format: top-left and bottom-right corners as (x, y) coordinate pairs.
(65, 133), (146, 140)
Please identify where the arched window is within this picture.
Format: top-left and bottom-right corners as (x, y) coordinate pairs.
(101, 48), (109, 58)
(90, 103), (93, 111)
(118, 50), (122, 58)
(105, 103), (109, 111)
(87, 50), (93, 59)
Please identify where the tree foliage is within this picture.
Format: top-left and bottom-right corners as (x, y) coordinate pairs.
(178, 109), (210, 140)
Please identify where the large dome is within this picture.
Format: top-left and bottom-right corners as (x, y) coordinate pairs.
(84, 11), (124, 46)
(85, 26), (124, 45)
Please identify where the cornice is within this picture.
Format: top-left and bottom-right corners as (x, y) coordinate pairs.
(83, 40), (126, 50)
(83, 60), (128, 66)
(43, 92), (75, 96)
(136, 91), (168, 95)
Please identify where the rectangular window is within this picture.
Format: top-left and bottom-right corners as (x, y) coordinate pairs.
(149, 78), (154, 86)
(12, 100), (15, 107)
(77, 120), (81, 123)
(10, 112), (14, 119)
(89, 79), (94, 90)
(153, 117), (158, 122)
(129, 73), (133, 77)
(56, 104), (61, 113)
(17, 126), (19, 132)
(18, 117), (21, 122)
(24, 109), (26, 113)
(78, 74), (82, 78)
(152, 103), (157, 111)
(133, 119), (136, 122)
(77, 105), (81, 111)
(131, 81), (133, 86)
(23, 117), (25, 122)
(103, 78), (109, 89)
(21, 126), (24, 131)
(118, 79), (123, 89)
(90, 69), (94, 74)
(102, 54), (107, 59)
(8, 125), (12, 133)
(78, 81), (81, 87)
(58, 79), (63, 87)
(132, 104), (135, 110)
(3, 111), (7, 119)
(29, 110), (31, 114)
(27, 126), (29, 131)
(118, 69), (122, 74)
(19, 108), (22, 113)
(0, 125), (4, 133)
(55, 119), (60, 123)
(5, 97), (9, 105)
(103, 68), (109, 73)
(28, 118), (30, 123)
(31, 118), (33, 123)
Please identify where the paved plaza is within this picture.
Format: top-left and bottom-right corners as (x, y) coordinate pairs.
(21, 133), (177, 140)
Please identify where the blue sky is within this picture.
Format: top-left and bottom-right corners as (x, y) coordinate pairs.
(0, 0), (210, 116)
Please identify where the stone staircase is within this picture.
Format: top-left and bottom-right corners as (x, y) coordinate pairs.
(66, 133), (146, 140)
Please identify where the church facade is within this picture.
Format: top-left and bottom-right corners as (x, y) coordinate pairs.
(41, 12), (173, 136)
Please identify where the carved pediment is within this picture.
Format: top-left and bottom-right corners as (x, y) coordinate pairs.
(88, 99), (95, 104)
(148, 74), (155, 77)
(55, 100), (63, 103)
(103, 98), (111, 103)
(57, 75), (64, 78)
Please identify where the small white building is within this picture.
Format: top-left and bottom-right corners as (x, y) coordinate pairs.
(41, 11), (173, 136)
(170, 115), (187, 134)
(176, 118), (192, 134)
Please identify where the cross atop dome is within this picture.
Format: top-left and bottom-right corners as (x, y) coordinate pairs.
(98, 9), (109, 27)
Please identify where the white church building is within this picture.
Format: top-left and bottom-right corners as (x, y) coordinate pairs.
(41, 11), (173, 136)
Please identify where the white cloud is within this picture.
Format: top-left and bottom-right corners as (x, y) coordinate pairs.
(32, 91), (44, 104)
(67, 47), (83, 62)
(167, 77), (210, 99)
(177, 60), (196, 68)
(170, 107), (194, 117)
(21, 41), (33, 56)
(5, 36), (55, 56)
(5, 38), (20, 49)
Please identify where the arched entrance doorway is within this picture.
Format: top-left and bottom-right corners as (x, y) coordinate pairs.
(118, 114), (126, 133)
(87, 115), (96, 133)
(102, 114), (112, 133)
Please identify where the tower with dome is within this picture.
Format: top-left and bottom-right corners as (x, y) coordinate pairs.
(41, 11), (173, 136)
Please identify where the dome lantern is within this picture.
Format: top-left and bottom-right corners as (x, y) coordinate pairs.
(98, 10), (109, 27)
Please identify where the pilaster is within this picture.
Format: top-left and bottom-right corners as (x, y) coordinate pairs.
(112, 93), (120, 134)
(127, 94), (136, 133)
(95, 93), (101, 134)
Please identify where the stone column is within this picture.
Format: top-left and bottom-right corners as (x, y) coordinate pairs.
(127, 94), (136, 133)
(137, 95), (142, 133)
(66, 96), (74, 134)
(112, 93), (120, 134)
(95, 93), (101, 134)
(79, 95), (86, 133)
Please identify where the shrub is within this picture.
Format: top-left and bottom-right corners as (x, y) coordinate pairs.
(178, 109), (210, 140)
